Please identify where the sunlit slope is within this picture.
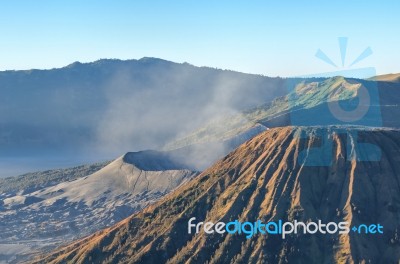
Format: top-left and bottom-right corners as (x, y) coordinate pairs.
(37, 127), (400, 264)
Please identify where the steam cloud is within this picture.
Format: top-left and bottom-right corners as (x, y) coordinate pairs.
(0, 59), (285, 175)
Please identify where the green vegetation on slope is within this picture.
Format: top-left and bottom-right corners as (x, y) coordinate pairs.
(165, 77), (360, 150)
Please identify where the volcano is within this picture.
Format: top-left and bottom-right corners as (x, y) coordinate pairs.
(34, 127), (400, 264)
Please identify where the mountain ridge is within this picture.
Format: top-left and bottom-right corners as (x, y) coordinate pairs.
(0, 57), (287, 176)
(35, 126), (400, 263)
(166, 76), (400, 152)
(370, 73), (400, 83)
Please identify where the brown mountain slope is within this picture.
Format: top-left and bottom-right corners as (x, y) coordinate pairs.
(370, 73), (400, 82)
(34, 127), (400, 264)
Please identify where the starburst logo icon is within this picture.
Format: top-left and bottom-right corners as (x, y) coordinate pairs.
(316, 37), (373, 69)
(296, 37), (376, 79)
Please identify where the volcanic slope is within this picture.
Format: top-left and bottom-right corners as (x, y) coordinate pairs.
(0, 151), (197, 263)
(35, 127), (400, 264)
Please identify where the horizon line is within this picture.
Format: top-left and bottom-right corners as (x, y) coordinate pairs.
(0, 57), (398, 80)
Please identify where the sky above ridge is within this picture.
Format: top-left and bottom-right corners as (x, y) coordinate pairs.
(0, 0), (399, 76)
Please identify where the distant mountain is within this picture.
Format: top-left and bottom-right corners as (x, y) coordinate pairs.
(255, 77), (400, 128)
(0, 58), (287, 176)
(168, 76), (400, 150)
(38, 127), (400, 264)
(0, 150), (197, 263)
(2, 58), (399, 177)
(370, 73), (400, 82)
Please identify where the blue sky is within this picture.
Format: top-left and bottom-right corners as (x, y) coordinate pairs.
(0, 0), (399, 76)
